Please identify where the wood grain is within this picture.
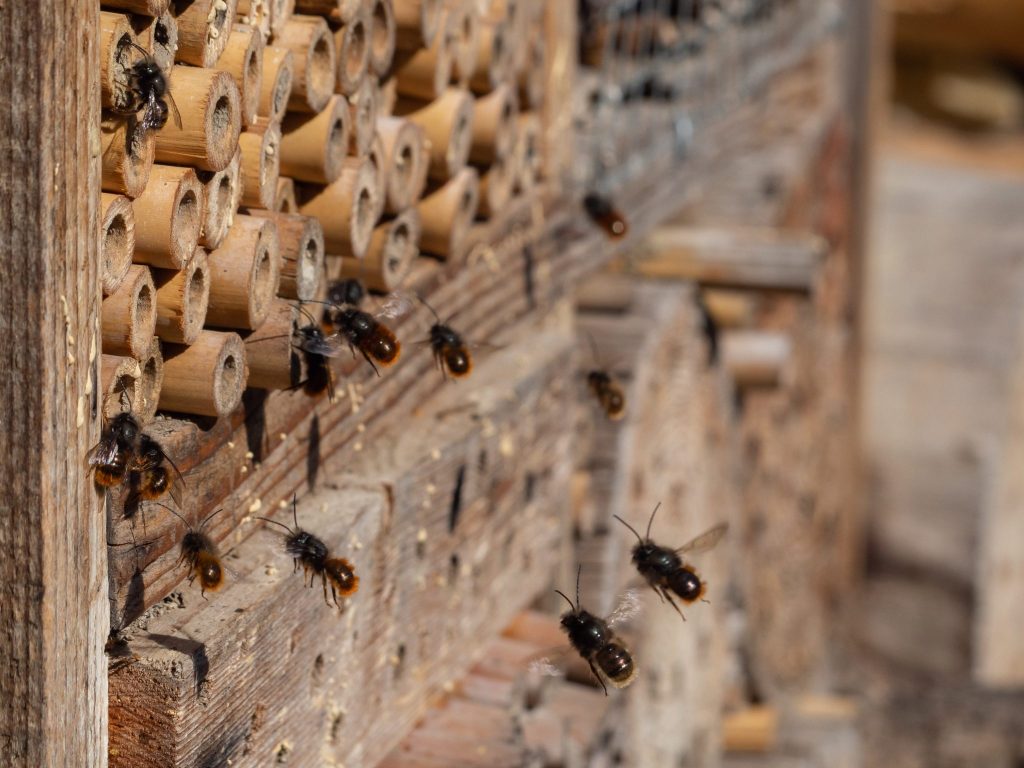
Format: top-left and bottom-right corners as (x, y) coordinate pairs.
(0, 1), (106, 764)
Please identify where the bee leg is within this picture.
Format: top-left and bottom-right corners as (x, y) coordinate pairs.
(649, 584), (665, 604)
(587, 659), (609, 696)
(293, 558), (300, 574)
(321, 575), (332, 607)
(331, 585), (340, 609)
(662, 588), (687, 621)
(359, 349), (381, 377)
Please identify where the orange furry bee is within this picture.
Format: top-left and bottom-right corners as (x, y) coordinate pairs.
(157, 503), (226, 598)
(583, 193), (628, 240)
(584, 333), (626, 421)
(420, 297), (472, 380)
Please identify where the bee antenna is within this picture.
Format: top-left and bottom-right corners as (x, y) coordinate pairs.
(575, 564), (582, 611)
(255, 516), (294, 535)
(163, 452), (187, 489)
(584, 331), (602, 368)
(646, 502), (662, 540)
(199, 507), (226, 531)
(416, 293), (441, 323)
(295, 303), (320, 327)
(149, 501), (190, 528)
(554, 589), (576, 613)
(292, 494), (300, 530)
(126, 41), (153, 62)
(612, 514), (644, 544)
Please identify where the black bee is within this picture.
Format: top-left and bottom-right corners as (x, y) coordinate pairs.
(583, 193), (628, 240)
(127, 433), (183, 504)
(258, 496), (359, 609)
(117, 42), (182, 133)
(157, 503), (226, 598)
(614, 503), (728, 621)
(584, 333), (626, 420)
(326, 278), (366, 310)
(556, 567), (638, 696)
(420, 297), (472, 379)
(314, 295), (406, 376)
(89, 412), (141, 488)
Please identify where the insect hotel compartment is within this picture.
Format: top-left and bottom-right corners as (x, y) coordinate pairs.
(0, 0), (879, 766)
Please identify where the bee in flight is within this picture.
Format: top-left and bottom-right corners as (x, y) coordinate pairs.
(114, 42), (182, 134)
(311, 293), (408, 376)
(583, 193), (628, 240)
(583, 332), (626, 420)
(419, 296), (473, 380)
(614, 503), (728, 621)
(155, 503), (227, 598)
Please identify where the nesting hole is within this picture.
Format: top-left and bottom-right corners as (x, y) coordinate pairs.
(219, 354), (241, 401)
(253, 246), (274, 313)
(214, 174), (232, 224)
(175, 189), (200, 256)
(245, 48), (259, 91)
(388, 223), (410, 272)
(187, 263), (208, 329)
(109, 373), (138, 419)
(346, 20), (368, 81)
(309, 33), (334, 97)
(449, 553), (460, 580)
(141, 354), (159, 405)
(328, 711), (345, 744)
(371, 0), (390, 60)
(355, 187), (373, 235)
(210, 94), (232, 147)
(103, 212), (129, 277)
(327, 118), (346, 168)
(135, 283), (154, 333)
(154, 19), (170, 46)
(273, 69), (292, 116)
(301, 236), (318, 285)
(210, 1), (229, 35)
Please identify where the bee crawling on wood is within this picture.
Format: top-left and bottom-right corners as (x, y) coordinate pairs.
(613, 503), (728, 621)
(155, 503), (227, 598)
(258, 495), (359, 609)
(112, 42), (182, 134)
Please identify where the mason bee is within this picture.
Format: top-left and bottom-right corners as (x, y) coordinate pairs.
(115, 42), (182, 134)
(584, 333), (626, 420)
(420, 297), (472, 380)
(583, 193), (628, 240)
(157, 503), (226, 598)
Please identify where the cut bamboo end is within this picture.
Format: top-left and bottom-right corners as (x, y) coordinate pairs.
(136, 341), (164, 423)
(275, 177), (299, 212)
(155, 66), (241, 172)
(101, 11), (138, 112)
(244, 300), (301, 390)
(101, 355), (143, 422)
(348, 76), (379, 157)
(150, 11), (179, 75)
(102, 264), (158, 358)
(153, 248), (211, 345)
(517, 31), (545, 110)
(298, 159), (379, 257)
(378, 116), (428, 214)
(366, 133), (388, 224)
(280, 95), (350, 184)
(297, 0), (357, 20)
(417, 166), (478, 259)
(237, 0), (272, 41)
(334, 8), (370, 96)
(259, 46), (295, 121)
(340, 207), (420, 292)
(248, 211), (325, 301)
(392, 10), (455, 101)
(470, 17), (513, 93)
(104, 0), (170, 15)
(160, 331), (247, 418)
(239, 117), (282, 209)
(175, 0), (239, 68)
(722, 331), (792, 388)
(513, 112), (541, 194)
(101, 193), (136, 297)
(395, 0), (443, 51)
(197, 147), (243, 249)
(449, 1), (481, 86)
(378, 74), (397, 116)
(269, 0), (297, 36)
(397, 87), (474, 182)
(206, 215), (282, 330)
(102, 116), (156, 198)
(477, 151), (513, 219)
(219, 23), (264, 127)
(368, 0), (396, 76)
(469, 84), (516, 165)
(278, 15), (337, 113)
(131, 165), (206, 270)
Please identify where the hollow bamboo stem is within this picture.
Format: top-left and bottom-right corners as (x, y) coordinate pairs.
(101, 193), (136, 297)
(469, 84), (516, 165)
(155, 66), (242, 172)
(396, 87), (473, 182)
(277, 14), (337, 113)
(238, 117), (282, 209)
(244, 300), (301, 390)
(298, 159), (379, 257)
(275, 177), (298, 213)
(338, 207), (420, 291)
(348, 75), (379, 156)
(206, 215), (282, 330)
(392, 8), (455, 101)
(416, 166), (478, 259)
(470, 17), (513, 93)
(197, 147), (243, 249)
(175, 0), (239, 68)
(219, 23), (264, 127)
(334, 7), (370, 96)
(102, 116), (156, 198)
(258, 46), (295, 121)
(135, 342), (164, 423)
(153, 248), (211, 345)
(100, 355), (142, 422)
(247, 211), (325, 301)
(378, 116), (428, 214)
(368, 0), (396, 76)
(101, 11), (137, 113)
(394, 0), (443, 50)
(280, 95), (350, 184)
(160, 331), (248, 417)
(102, 264), (158, 358)
(131, 165), (206, 270)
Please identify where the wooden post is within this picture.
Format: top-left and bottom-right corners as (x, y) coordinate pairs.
(0, 1), (106, 765)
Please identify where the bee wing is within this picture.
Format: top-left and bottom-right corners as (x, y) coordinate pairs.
(526, 645), (572, 678)
(675, 522), (729, 555)
(607, 588), (643, 628)
(88, 437), (119, 468)
(165, 90), (183, 129)
(375, 292), (415, 320)
(299, 332), (347, 358)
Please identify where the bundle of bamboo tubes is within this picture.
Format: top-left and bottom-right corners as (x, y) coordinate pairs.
(99, 0), (551, 419)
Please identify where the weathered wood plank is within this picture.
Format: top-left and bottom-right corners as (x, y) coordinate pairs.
(0, 2), (105, 765)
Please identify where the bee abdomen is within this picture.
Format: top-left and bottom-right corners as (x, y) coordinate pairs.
(668, 567), (705, 603)
(94, 464), (127, 487)
(596, 642), (636, 687)
(325, 557), (359, 597)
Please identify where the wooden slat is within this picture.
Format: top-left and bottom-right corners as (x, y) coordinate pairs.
(0, 1), (105, 764)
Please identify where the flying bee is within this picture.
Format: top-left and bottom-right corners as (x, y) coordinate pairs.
(613, 503), (728, 621)
(315, 294), (408, 376)
(555, 566), (639, 695)
(258, 496), (359, 609)
(89, 411), (142, 488)
(583, 193), (628, 240)
(114, 42), (182, 134)
(419, 297), (472, 380)
(156, 503), (226, 598)
(326, 278), (367, 310)
(583, 333), (626, 421)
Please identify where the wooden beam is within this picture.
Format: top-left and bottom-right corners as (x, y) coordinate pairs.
(0, 2), (105, 765)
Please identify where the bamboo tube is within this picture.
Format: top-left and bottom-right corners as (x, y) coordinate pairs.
(722, 331), (792, 388)
(395, 0), (443, 50)
(101, 193), (136, 297)
(247, 211), (324, 301)
(280, 95), (350, 184)
(296, 0), (359, 21)
(258, 46), (295, 121)
(378, 75), (397, 116)
(197, 147), (243, 249)
(298, 160), (379, 257)
(136, 342), (164, 423)
(348, 76), (379, 156)
(269, 0), (297, 34)
(396, 87), (473, 182)
(102, 265), (157, 358)
(101, 11), (137, 113)
(517, 31), (544, 110)
(378, 116), (428, 214)
(102, 116), (156, 198)
(513, 112), (540, 193)
(276, 177), (298, 213)
(469, 17), (513, 93)
(365, 134), (388, 224)
(236, 0), (271, 40)
(155, 66), (241, 172)
(153, 248), (211, 344)
(133, 10), (179, 75)
(160, 331), (247, 417)
(722, 707), (779, 753)
(131, 165), (205, 270)
(100, 355), (143, 421)
(448, 1), (480, 86)
(476, 151), (513, 218)
(219, 23), (264, 127)
(277, 15), (337, 113)
(175, 0), (238, 68)
(368, 0), (397, 76)
(469, 84), (515, 165)
(244, 300), (301, 390)
(238, 117), (282, 209)
(392, 8), (455, 101)
(417, 167), (477, 259)
(334, 7), (370, 96)
(104, 0), (170, 14)
(338, 207), (420, 291)
(206, 215), (281, 330)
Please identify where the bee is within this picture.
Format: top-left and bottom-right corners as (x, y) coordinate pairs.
(316, 294), (406, 376)
(613, 503), (728, 621)
(583, 193), (628, 240)
(89, 412), (142, 488)
(127, 433), (183, 504)
(115, 42), (182, 134)
(292, 306), (339, 402)
(584, 333), (626, 421)
(555, 567), (638, 695)
(326, 278), (367, 310)
(420, 297), (472, 379)
(157, 503), (226, 598)
(258, 496), (358, 609)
